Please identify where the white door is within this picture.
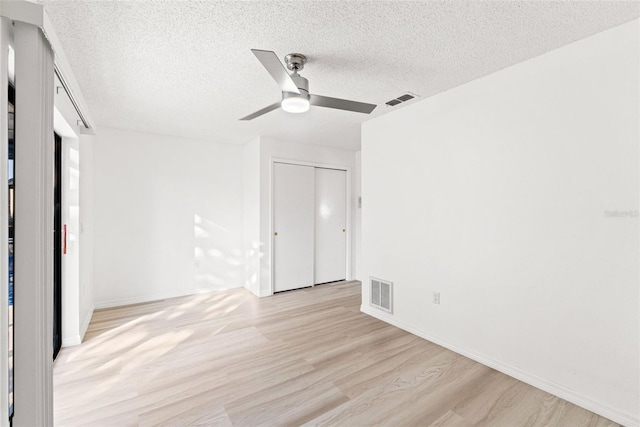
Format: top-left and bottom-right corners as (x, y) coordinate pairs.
(273, 163), (315, 292)
(314, 168), (347, 284)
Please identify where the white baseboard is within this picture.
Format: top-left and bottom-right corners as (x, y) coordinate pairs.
(95, 286), (243, 309)
(61, 335), (81, 347)
(95, 291), (193, 309)
(360, 305), (639, 427)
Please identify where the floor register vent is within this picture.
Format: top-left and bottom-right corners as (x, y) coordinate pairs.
(370, 277), (393, 313)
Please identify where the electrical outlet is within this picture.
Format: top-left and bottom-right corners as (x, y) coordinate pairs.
(432, 292), (440, 305)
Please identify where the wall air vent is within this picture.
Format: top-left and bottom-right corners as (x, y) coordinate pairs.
(385, 92), (419, 107)
(370, 277), (393, 313)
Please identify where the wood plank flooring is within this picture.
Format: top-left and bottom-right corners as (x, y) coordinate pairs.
(54, 281), (619, 426)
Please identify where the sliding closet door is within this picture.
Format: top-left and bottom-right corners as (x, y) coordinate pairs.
(314, 168), (347, 284)
(273, 163), (315, 292)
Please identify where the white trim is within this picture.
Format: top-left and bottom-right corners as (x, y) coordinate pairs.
(268, 158), (274, 296)
(61, 335), (81, 348)
(94, 287), (243, 310)
(345, 168), (352, 281)
(269, 157), (353, 295)
(95, 293), (177, 309)
(360, 305), (639, 427)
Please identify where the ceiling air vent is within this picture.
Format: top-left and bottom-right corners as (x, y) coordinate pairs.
(370, 277), (393, 313)
(385, 92), (419, 107)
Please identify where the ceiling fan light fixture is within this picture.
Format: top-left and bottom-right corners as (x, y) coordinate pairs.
(281, 94), (310, 113)
(239, 49), (377, 120)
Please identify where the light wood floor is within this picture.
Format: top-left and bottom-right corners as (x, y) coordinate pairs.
(54, 281), (619, 426)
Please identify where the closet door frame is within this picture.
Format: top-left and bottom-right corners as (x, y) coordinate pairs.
(270, 157), (352, 295)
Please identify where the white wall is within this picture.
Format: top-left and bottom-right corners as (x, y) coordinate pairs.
(242, 137), (357, 297)
(354, 150), (362, 281)
(93, 127), (244, 308)
(242, 137), (261, 295)
(361, 20), (639, 426)
(78, 134), (94, 339)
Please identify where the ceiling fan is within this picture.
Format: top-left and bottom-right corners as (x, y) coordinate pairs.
(240, 49), (377, 120)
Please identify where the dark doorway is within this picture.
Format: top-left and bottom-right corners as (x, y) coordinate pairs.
(53, 133), (62, 360)
(7, 82), (15, 425)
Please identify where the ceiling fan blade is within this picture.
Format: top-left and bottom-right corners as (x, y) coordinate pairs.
(310, 95), (376, 114)
(239, 102), (281, 121)
(251, 49), (300, 95)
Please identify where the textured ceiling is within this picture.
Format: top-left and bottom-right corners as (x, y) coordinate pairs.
(40, 1), (639, 150)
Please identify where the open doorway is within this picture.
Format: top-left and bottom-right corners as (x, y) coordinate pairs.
(53, 132), (62, 360)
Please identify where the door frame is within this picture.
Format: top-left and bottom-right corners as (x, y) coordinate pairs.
(269, 157), (352, 295)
